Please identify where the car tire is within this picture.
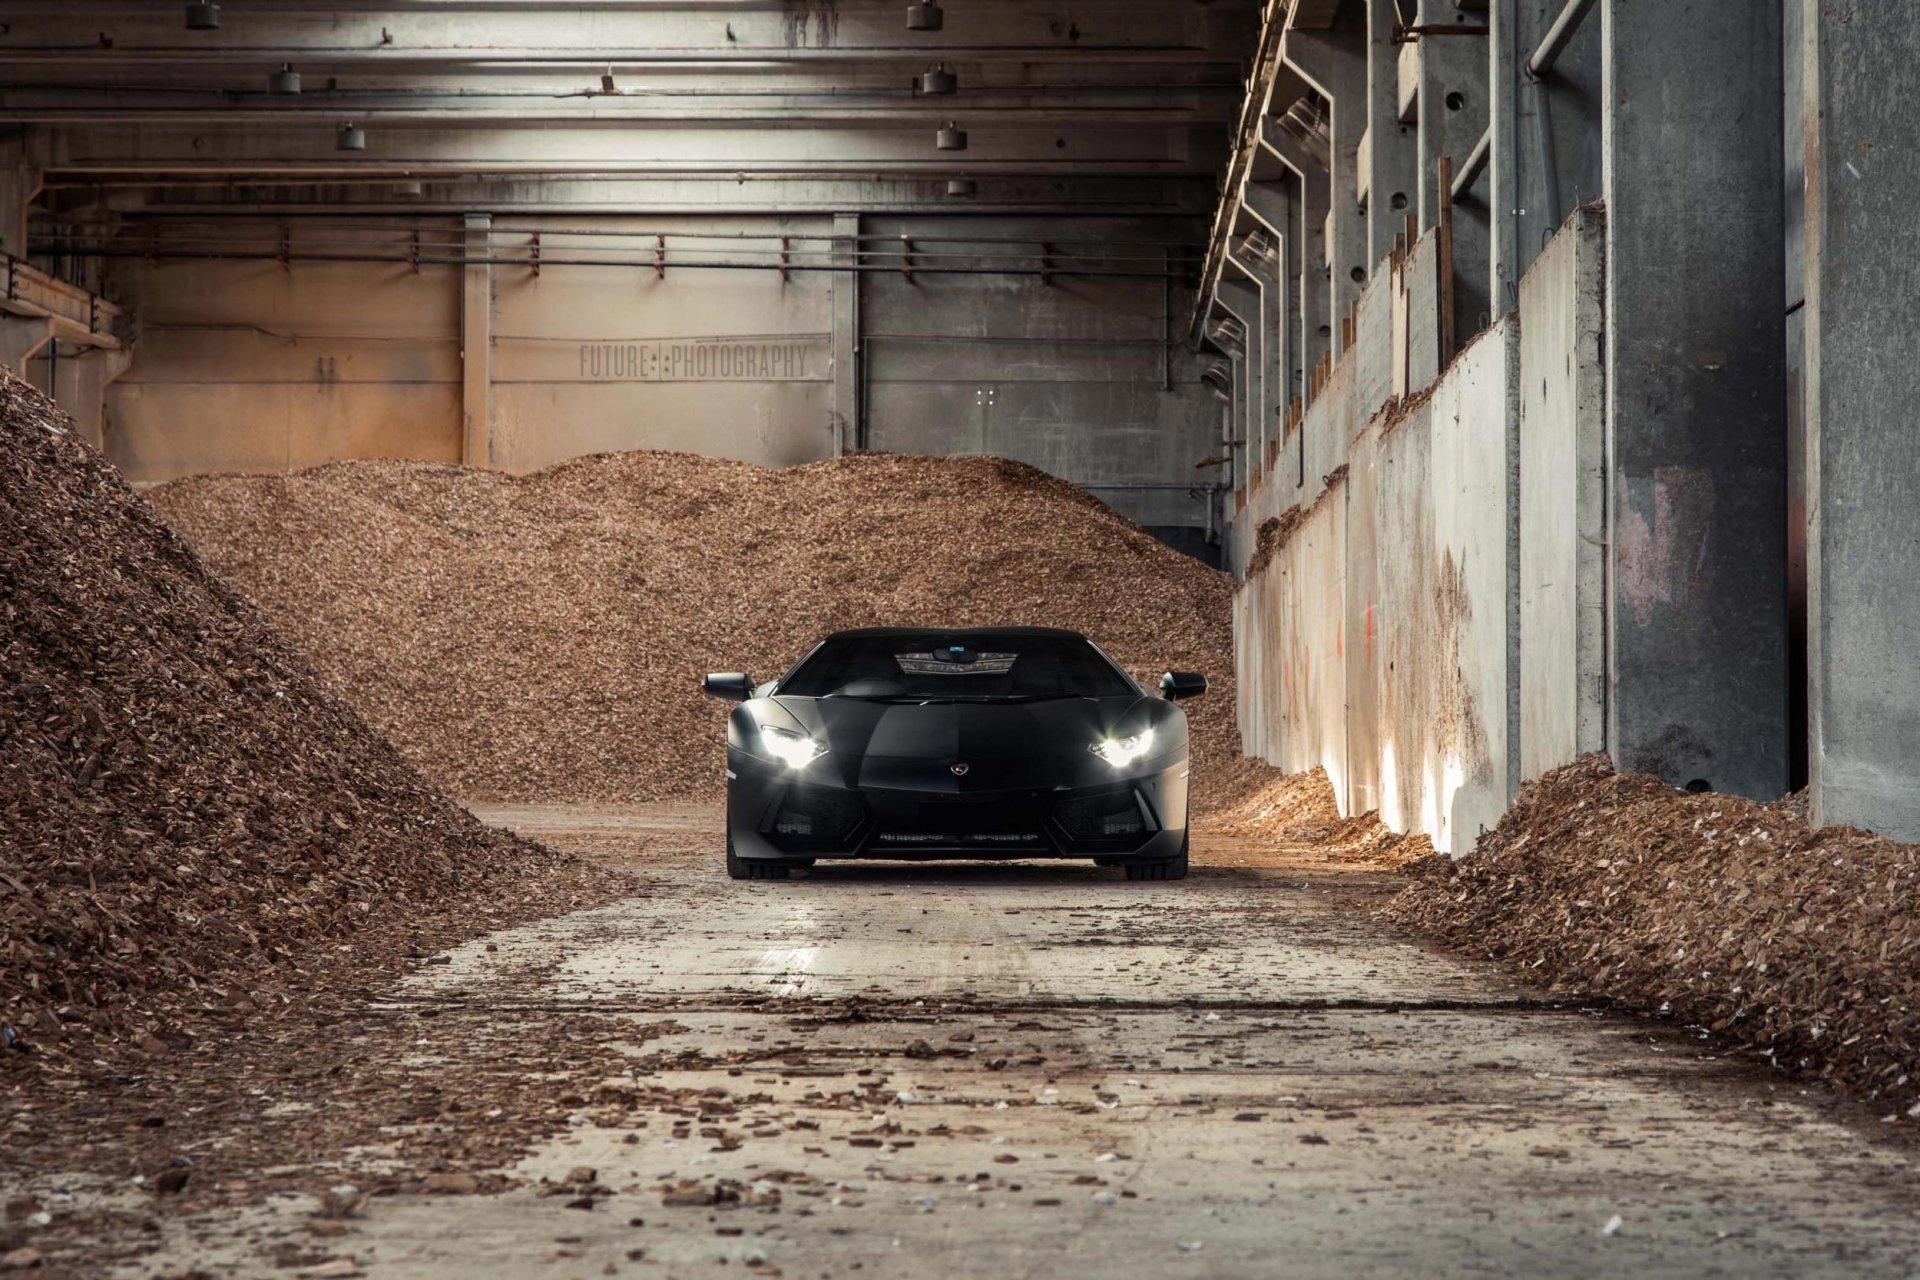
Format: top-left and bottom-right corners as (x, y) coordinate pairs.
(726, 828), (790, 881)
(1124, 832), (1189, 881)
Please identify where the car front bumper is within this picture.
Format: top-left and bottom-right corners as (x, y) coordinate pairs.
(725, 750), (1189, 864)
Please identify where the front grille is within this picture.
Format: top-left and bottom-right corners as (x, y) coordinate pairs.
(874, 798), (1046, 849)
(1054, 790), (1152, 844)
(768, 785), (866, 850)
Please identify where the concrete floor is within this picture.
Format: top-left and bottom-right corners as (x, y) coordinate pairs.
(127, 806), (1920, 1278)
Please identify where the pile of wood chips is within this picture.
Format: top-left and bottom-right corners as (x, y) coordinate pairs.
(1199, 763), (1433, 865)
(1388, 754), (1920, 1108)
(0, 371), (612, 1057)
(152, 450), (1249, 807)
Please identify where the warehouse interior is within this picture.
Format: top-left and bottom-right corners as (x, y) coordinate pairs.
(8, 0), (1920, 1274)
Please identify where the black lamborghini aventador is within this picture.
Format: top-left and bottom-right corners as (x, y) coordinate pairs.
(703, 627), (1206, 882)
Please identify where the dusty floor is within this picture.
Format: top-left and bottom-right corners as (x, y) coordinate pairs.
(18, 807), (1920, 1278)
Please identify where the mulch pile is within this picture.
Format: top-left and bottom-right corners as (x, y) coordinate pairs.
(1199, 763), (1433, 865)
(151, 451), (1248, 807)
(0, 370), (617, 1060)
(1387, 754), (1920, 1109)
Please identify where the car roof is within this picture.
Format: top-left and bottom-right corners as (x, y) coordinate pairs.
(821, 626), (1091, 641)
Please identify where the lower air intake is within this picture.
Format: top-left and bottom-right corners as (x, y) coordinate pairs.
(1055, 791), (1151, 843)
(769, 785), (866, 849)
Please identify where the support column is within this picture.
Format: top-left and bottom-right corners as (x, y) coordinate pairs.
(1258, 121), (1330, 400)
(53, 345), (108, 449)
(0, 132), (40, 261)
(1600, 0), (1788, 799)
(1416, 0), (1492, 346)
(1364, 0), (1418, 266)
(830, 212), (860, 455)
(1217, 277), (1262, 483)
(1243, 177), (1303, 426)
(1282, 6), (1368, 355)
(1803, 3), (1920, 838)
(1490, 0), (1602, 314)
(460, 213), (492, 470)
(0, 315), (52, 374)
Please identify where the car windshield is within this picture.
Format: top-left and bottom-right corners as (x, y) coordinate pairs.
(778, 634), (1138, 701)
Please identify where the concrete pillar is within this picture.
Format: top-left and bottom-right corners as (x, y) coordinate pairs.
(1364, 0), (1418, 266)
(0, 132), (40, 260)
(1416, 0), (1493, 347)
(1802, 2), (1920, 838)
(0, 315), (52, 374)
(1281, 6), (1368, 355)
(460, 213), (492, 469)
(1258, 122), (1331, 402)
(1490, 0), (1602, 314)
(1217, 277), (1262, 481)
(53, 345), (108, 449)
(1244, 240), (1287, 486)
(1600, 0), (1789, 799)
(1242, 177), (1301, 417)
(830, 212), (861, 455)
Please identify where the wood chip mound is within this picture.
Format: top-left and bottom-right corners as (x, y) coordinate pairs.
(0, 371), (601, 1057)
(151, 450), (1251, 808)
(1199, 763), (1433, 864)
(1387, 754), (1920, 1106)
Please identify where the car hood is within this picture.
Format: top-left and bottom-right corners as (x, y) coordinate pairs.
(769, 693), (1169, 793)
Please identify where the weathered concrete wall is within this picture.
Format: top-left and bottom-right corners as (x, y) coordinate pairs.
(1518, 205), (1606, 779)
(105, 223), (464, 481)
(97, 214), (1223, 547)
(488, 216), (836, 472)
(861, 215), (1216, 537)
(1233, 216), (1606, 855)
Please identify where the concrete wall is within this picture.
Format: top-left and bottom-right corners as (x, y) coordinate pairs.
(1232, 213), (1608, 855)
(861, 215), (1216, 537)
(488, 216), (836, 472)
(94, 213), (1224, 549)
(105, 222), (463, 480)
(1518, 205), (1605, 779)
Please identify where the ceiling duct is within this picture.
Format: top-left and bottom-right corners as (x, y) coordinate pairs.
(919, 63), (957, 95)
(936, 121), (967, 151)
(336, 122), (366, 151)
(269, 64), (301, 95)
(185, 1), (220, 31)
(907, 2), (944, 31)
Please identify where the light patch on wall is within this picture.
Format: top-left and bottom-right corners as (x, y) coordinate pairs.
(1379, 740), (1401, 831)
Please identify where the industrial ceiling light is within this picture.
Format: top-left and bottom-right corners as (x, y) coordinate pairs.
(600, 66), (618, 94)
(1200, 363), (1233, 401)
(935, 120), (967, 151)
(269, 63), (301, 95)
(185, 1), (220, 30)
(336, 121), (366, 151)
(392, 179), (424, 196)
(945, 177), (976, 197)
(906, 1), (944, 31)
(919, 62), (957, 95)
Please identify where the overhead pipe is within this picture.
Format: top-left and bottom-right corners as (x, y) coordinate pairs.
(1527, 0), (1598, 79)
(1449, 127), (1490, 200)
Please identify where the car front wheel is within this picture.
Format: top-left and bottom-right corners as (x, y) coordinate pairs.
(726, 826), (790, 881)
(1123, 831), (1189, 881)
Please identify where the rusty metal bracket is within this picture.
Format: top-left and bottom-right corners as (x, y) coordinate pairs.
(780, 236), (791, 284)
(531, 231), (541, 277)
(901, 235), (914, 283)
(409, 230), (420, 274)
(654, 233), (666, 280)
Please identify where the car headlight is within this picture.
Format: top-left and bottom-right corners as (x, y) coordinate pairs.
(1090, 727), (1155, 768)
(759, 724), (828, 769)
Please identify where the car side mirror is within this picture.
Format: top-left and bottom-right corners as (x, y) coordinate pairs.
(703, 672), (755, 702)
(1159, 671), (1207, 701)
